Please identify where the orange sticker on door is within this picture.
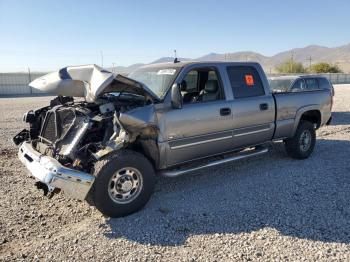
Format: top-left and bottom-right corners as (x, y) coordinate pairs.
(245, 74), (254, 86)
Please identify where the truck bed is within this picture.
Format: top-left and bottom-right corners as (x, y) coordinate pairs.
(272, 89), (332, 139)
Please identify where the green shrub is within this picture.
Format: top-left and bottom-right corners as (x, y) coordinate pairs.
(275, 60), (306, 73)
(310, 62), (342, 73)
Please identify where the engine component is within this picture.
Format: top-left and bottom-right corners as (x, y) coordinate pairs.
(37, 105), (94, 161)
(23, 110), (36, 123)
(59, 119), (90, 159)
(93, 129), (129, 160)
(13, 129), (30, 145)
(50, 96), (74, 107)
(99, 102), (115, 114)
(93, 112), (129, 159)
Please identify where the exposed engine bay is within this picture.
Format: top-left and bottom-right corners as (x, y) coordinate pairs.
(13, 64), (178, 204)
(14, 93), (159, 173)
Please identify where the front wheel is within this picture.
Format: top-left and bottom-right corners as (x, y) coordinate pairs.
(284, 121), (316, 159)
(87, 150), (155, 217)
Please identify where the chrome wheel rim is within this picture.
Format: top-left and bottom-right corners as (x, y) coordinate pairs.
(299, 130), (311, 152)
(108, 167), (143, 204)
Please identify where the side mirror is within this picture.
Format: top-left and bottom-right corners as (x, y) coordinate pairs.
(171, 83), (183, 109)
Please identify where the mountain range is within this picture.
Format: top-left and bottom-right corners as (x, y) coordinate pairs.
(109, 43), (350, 74)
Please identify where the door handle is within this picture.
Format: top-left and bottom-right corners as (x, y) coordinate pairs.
(220, 107), (231, 116)
(259, 103), (269, 111)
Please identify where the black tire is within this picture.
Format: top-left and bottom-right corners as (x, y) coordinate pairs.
(284, 120), (316, 159)
(87, 150), (155, 218)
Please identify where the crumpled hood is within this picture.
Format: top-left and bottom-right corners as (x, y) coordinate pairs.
(29, 64), (158, 102)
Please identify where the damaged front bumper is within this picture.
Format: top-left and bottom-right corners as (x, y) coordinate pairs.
(18, 142), (95, 200)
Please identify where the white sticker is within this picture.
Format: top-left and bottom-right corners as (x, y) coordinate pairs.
(157, 69), (176, 75)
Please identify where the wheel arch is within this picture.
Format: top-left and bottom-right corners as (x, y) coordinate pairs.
(292, 105), (321, 136)
(130, 137), (160, 169)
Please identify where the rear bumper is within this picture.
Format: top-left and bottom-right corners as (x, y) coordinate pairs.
(18, 142), (95, 200)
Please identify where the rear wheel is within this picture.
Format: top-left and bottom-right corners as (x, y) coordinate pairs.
(88, 150), (155, 217)
(284, 121), (316, 159)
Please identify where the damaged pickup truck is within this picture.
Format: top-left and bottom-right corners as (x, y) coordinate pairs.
(14, 62), (333, 217)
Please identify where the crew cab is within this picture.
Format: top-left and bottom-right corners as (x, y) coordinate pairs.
(14, 62), (333, 217)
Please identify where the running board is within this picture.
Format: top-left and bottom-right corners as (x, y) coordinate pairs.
(160, 147), (268, 177)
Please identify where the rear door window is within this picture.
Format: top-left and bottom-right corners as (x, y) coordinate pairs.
(318, 78), (331, 90)
(305, 78), (319, 90)
(226, 66), (265, 98)
(291, 79), (306, 91)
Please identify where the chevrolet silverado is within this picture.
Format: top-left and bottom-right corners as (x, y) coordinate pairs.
(13, 62), (332, 217)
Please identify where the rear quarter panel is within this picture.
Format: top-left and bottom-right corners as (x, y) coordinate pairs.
(273, 89), (332, 139)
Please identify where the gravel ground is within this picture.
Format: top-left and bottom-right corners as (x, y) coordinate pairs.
(0, 86), (350, 261)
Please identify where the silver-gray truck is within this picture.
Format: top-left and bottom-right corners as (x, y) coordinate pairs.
(13, 62), (333, 217)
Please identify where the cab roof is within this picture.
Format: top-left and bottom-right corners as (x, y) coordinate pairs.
(139, 60), (262, 69)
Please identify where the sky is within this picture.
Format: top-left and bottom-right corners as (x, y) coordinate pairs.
(0, 0), (350, 72)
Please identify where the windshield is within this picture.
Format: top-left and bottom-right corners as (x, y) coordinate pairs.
(269, 78), (295, 92)
(128, 66), (181, 99)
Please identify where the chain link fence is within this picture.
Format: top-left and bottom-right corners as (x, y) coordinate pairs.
(267, 73), (350, 85)
(1, 71), (350, 96)
(0, 72), (48, 95)
(318, 73), (350, 84)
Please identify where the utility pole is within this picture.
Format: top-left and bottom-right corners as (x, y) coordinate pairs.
(173, 49), (179, 63)
(112, 63), (116, 73)
(308, 56), (312, 72)
(100, 51), (104, 67)
(290, 51), (295, 73)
